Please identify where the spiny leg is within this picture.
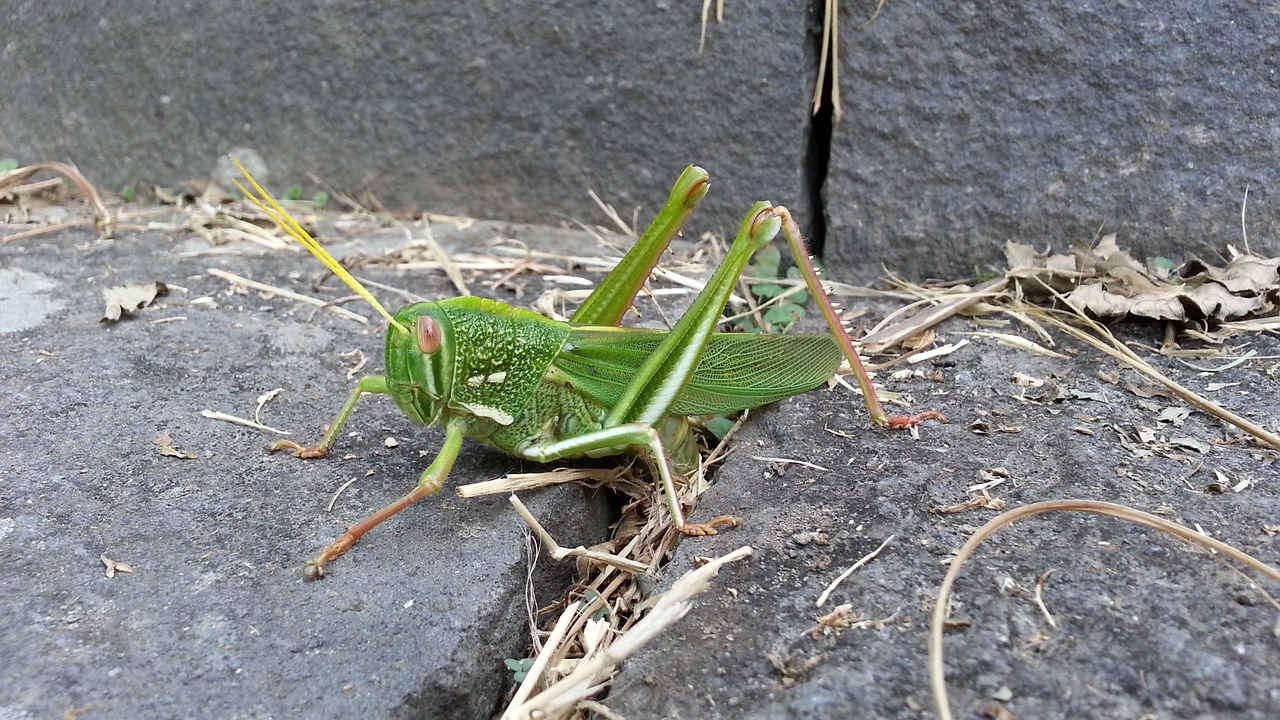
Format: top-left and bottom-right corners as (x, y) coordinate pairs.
(770, 207), (945, 429)
(571, 206), (793, 533)
(606, 203), (782, 427)
(304, 419), (467, 579)
(271, 375), (390, 458)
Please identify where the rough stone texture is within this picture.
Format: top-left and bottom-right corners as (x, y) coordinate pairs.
(0, 219), (616, 718)
(0, 2), (817, 239)
(608, 312), (1280, 718)
(5, 194), (1280, 718)
(825, 1), (1280, 281)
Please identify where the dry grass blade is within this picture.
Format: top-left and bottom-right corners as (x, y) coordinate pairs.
(0, 161), (113, 235)
(586, 188), (636, 237)
(206, 268), (369, 324)
(698, 0), (724, 54)
(968, 331), (1068, 359)
(751, 456), (830, 472)
(811, 0), (841, 121)
(929, 499), (1280, 720)
(404, 220), (470, 296)
(456, 468), (625, 498)
(200, 409), (290, 435)
(508, 494), (648, 574)
(505, 546), (753, 719)
(505, 605), (581, 714)
(860, 277), (1009, 352)
(816, 534), (896, 607)
(1022, 302), (1280, 450)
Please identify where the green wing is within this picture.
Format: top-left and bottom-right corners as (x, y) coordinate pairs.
(556, 326), (842, 416)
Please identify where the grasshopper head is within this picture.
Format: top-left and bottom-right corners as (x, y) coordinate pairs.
(384, 302), (455, 425)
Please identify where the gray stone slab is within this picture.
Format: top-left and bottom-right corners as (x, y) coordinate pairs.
(825, 2), (1280, 281)
(1, 2), (816, 240)
(608, 310), (1280, 718)
(0, 221), (615, 718)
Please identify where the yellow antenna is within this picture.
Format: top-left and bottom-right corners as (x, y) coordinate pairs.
(230, 156), (410, 335)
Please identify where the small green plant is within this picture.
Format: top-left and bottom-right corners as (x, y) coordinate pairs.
(119, 185), (136, 202)
(504, 657), (535, 682)
(702, 415), (737, 441)
(578, 589), (611, 621)
(972, 266), (998, 283)
(730, 244), (811, 334)
(0, 158), (19, 173)
(312, 191), (329, 210)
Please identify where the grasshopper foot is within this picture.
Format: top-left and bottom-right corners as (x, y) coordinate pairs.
(270, 439), (329, 459)
(303, 532), (359, 580)
(679, 515), (744, 537)
(884, 410), (947, 430)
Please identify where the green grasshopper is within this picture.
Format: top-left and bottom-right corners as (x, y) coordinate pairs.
(234, 161), (940, 579)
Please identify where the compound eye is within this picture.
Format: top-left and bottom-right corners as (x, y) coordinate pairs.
(416, 316), (441, 354)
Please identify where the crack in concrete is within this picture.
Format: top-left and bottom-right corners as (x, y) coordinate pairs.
(803, 4), (834, 258)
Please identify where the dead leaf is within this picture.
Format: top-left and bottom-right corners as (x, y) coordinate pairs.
(101, 554), (134, 578)
(1013, 372), (1044, 388)
(1124, 382), (1171, 399)
(931, 494), (1006, 513)
(1156, 407), (1192, 426)
(1071, 388), (1110, 403)
(810, 604), (858, 638)
(1169, 436), (1212, 454)
(1009, 237), (1280, 323)
(902, 328), (936, 351)
(153, 432), (196, 459)
(1181, 255), (1280, 295)
(254, 388), (284, 425)
(981, 701), (1018, 720)
(102, 281), (168, 322)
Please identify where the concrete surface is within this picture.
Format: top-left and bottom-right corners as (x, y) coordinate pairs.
(1, 1), (818, 241)
(608, 312), (1280, 718)
(1, 217), (617, 718)
(825, 1), (1280, 281)
(5, 197), (1279, 719)
(5, 3), (1277, 283)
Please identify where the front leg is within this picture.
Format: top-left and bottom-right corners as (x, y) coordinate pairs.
(305, 419), (467, 579)
(271, 375), (390, 458)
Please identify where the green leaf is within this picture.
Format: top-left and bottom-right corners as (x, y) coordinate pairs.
(119, 185), (136, 202)
(283, 185), (303, 201)
(312, 191), (330, 210)
(784, 266), (809, 305)
(0, 158), (19, 172)
(972, 266), (998, 282)
(764, 303), (805, 329)
(752, 282), (787, 300)
(744, 244), (781, 283)
(578, 589), (610, 621)
(504, 657), (535, 682)
(704, 415), (736, 441)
